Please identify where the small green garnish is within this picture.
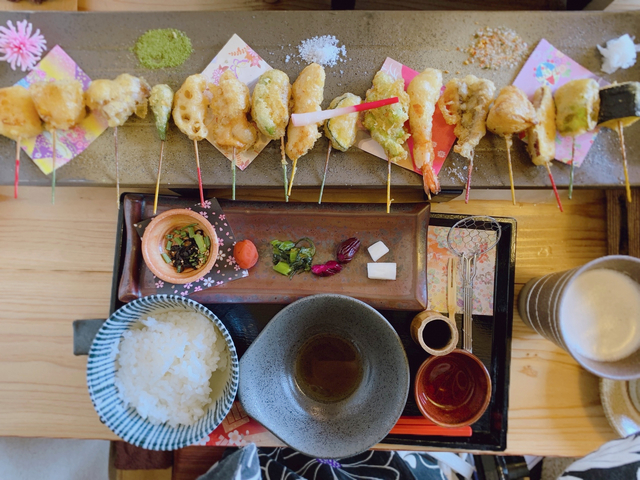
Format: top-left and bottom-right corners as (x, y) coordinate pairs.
(194, 234), (206, 253)
(204, 236), (211, 248)
(187, 226), (195, 238)
(271, 238), (316, 279)
(162, 253), (172, 264)
(166, 240), (172, 250)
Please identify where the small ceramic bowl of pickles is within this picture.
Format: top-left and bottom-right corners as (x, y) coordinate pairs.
(142, 209), (218, 285)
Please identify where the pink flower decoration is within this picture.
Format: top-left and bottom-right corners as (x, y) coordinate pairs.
(0, 20), (47, 72)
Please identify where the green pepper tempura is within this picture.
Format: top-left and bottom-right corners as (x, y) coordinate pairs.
(271, 238), (316, 279)
(363, 71), (411, 164)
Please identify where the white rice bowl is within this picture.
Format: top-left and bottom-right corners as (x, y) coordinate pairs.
(114, 311), (229, 427)
(86, 295), (238, 451)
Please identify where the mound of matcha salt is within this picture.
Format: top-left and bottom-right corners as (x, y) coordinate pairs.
(133, 28), (193, 69)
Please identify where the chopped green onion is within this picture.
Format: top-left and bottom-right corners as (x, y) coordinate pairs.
(166, 234), (173, 239)
(290, 248), (298, 263)
(177, 265), (182, 273)
(194, 234), (206, 252)
(273, 261), (292, 276)
(161, 253), (172, 264)
(204, 235), (211, 248)
(166, 240), (172, 250)
(187, 226), (195, 238)
(173, 236), (183, 246)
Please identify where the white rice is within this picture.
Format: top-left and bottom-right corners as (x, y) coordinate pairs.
(114, 311), (228, 427)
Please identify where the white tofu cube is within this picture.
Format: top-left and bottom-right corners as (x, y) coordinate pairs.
(367, 263), (397, 280)
(367, 241), (389, 262)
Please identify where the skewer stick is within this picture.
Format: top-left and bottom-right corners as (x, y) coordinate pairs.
(232, 147), (237, 201)
(193, 140), (205, 207)
(115, 127), (120, 208)
(281, 137), (289, 203)
(318, 144), (332, 205)
(288, 159), (298, 197)
(504, 136), (516, 205)
(569, 137), (575, 200)
(14, 137), (21, 199)
(153, 140), (164, 215)
(51, 130), (57, 205)
(386, 157), (392, 213)
(617, 120), (632, 204)
(465, 159), (474, 204)
(545, 162), (563, 213)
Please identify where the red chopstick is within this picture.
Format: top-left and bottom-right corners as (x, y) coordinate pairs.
(390, 417), (473, 437)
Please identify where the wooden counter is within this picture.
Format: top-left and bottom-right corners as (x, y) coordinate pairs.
(0, 185), (616, 456)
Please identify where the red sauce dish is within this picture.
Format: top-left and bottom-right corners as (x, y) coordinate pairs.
(414, 349), (491, 428)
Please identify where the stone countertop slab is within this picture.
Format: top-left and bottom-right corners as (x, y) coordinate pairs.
(0, 10), (638, 191)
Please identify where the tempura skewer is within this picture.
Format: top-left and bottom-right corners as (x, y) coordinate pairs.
(408, 68), (443, 198)
(554, 79), (600, 201)
(597, 81), (640, 204)
(363, 70), (410, 213)
(209, 70), (257, 201)
(321, 92), (361, 204)
(85, 74), (150, 208)
(286, 63), (326, 198)
(172, 74), (209, 207)
(281, 137), (289, 202)
(438, 75), (495, 204)
(525, 86), (563, 212)
(487, 85), (537, 205)
(149, 84), (174, 214)
(14, 137), (21, 199)
(52, 131), (57, 203)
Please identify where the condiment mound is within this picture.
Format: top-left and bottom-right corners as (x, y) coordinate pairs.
(120, 194), (430, 311)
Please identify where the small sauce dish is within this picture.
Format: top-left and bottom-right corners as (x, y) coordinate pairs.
(142, 208), (218, 285)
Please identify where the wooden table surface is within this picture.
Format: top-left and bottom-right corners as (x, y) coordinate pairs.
(0, 184), (617, 456)
(0, 0), (633, 458)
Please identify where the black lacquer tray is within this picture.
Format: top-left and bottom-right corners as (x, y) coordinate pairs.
(104, 195), (516, 451)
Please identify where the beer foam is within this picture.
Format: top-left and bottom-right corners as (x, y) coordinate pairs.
(560, 269), (640, 362)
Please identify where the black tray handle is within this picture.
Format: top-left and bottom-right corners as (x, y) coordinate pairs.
(73, 319), (106, 356)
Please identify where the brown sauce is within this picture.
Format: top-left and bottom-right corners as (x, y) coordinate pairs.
(294, 333), (363, 403)
(423, 356), (475, 410)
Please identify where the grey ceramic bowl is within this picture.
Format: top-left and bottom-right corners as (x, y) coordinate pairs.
(238, 294), (410, 459)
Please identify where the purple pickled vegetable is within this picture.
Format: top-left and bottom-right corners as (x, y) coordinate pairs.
(311, 260), (343, 277)
(336, 237), (361, 263)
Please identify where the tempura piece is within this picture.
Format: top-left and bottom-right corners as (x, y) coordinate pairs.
(172, 74), (209, 142)
(150, 84), (174, 142)
(150, 84), (174, 214)
(555, 78), (600, 137)
(487, 86), (537, 137)
(525, 86), (556, 166)
(286, 63), (325, 196)
(525, 86), (563, 212)
(30, 80), (85, 131)
(363, 70), (410, 164)
(0, 85), (44, 199)
(438, 75), (496, 161)
(252, 69), (291, 140)
(30, 79), (86, 204)
(173, 74), (211, 205)
(209, 70), (257, 152)
(487, 85), (538, 205)
(85, 73), (150, 128)
(286, 63), (325, 162)
(407, 68), (443, 196)
(0, 85), (43, 141)
(320, 92), (362, 203)
(252, 69), (292, 201)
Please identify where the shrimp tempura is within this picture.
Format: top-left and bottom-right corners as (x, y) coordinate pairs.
(407, 68), (443, 195)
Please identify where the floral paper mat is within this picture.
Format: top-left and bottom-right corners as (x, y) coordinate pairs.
(426, 225), (496, 316)
(134, 198), (248, 296)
